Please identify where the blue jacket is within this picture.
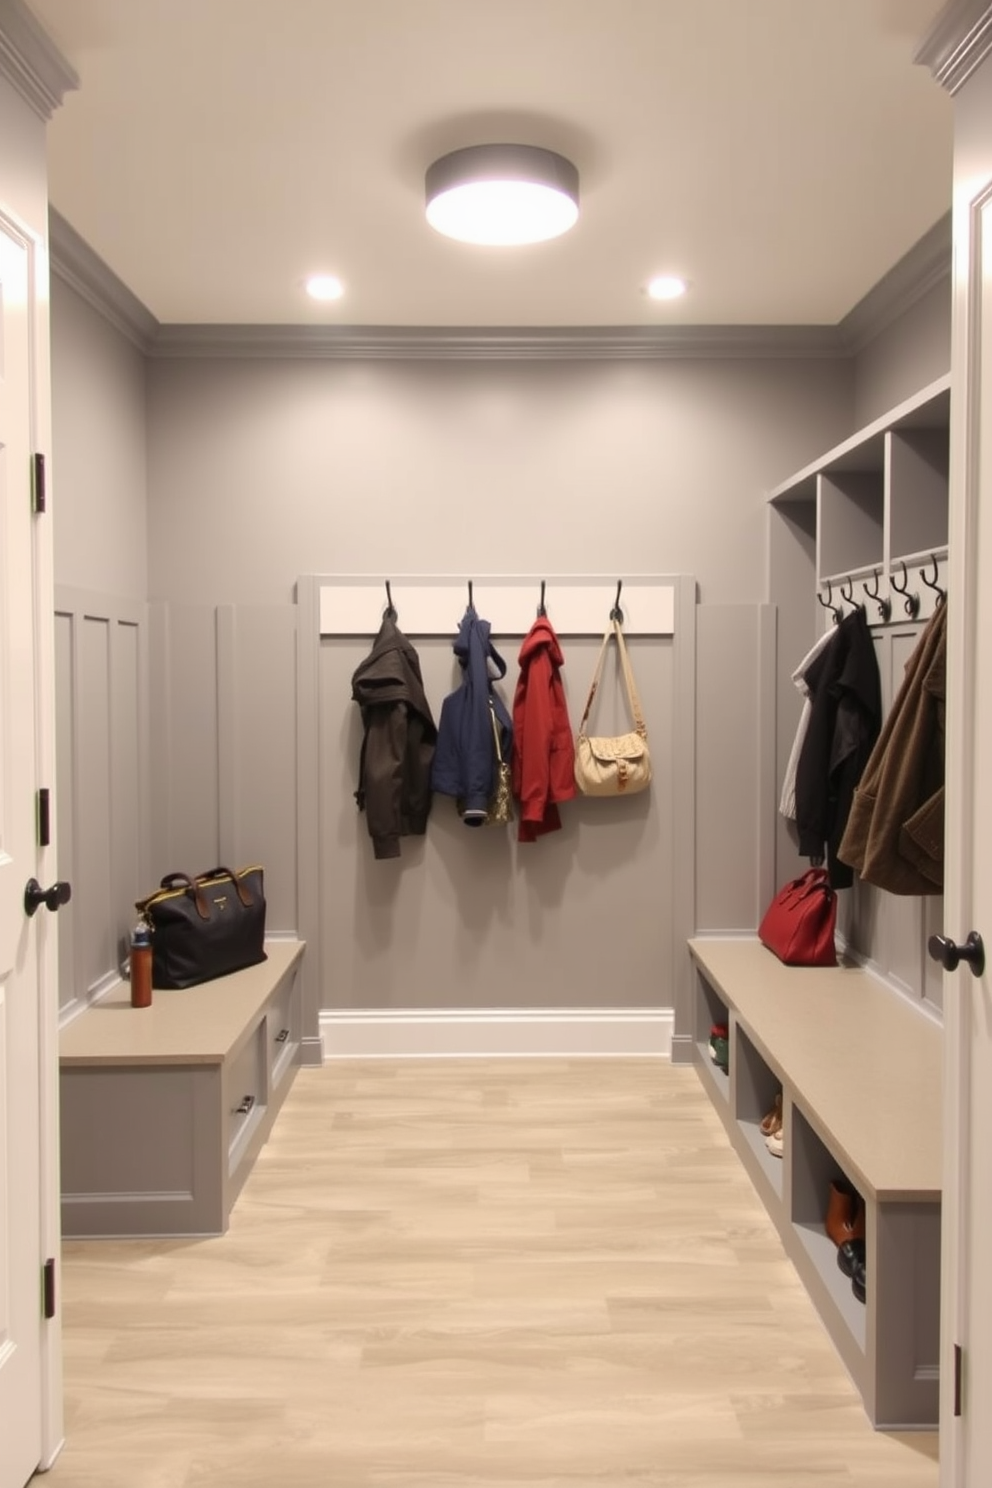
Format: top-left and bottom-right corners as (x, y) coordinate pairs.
(431, 607), (513, 823)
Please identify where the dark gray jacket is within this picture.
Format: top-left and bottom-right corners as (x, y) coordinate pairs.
(351, 617), (437, 859)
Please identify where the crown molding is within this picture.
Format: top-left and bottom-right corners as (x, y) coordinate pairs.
(915, 0), (992, 94)
(0, 0), (77, 120)
(149, 322), (846, 361)
(838, 210), (951, 355)
(49, 207), (158, 352)
(49, 213), (948, 366)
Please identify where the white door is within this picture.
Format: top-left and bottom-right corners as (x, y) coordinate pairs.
(940, 74), (992, 1487)
(0, 215), (47, 1488)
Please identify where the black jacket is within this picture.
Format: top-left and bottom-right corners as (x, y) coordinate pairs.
(351, 617), (437, 859)
(794, 607), (881, 889)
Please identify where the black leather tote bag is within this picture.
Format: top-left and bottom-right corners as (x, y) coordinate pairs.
(136, 864), (267, 989)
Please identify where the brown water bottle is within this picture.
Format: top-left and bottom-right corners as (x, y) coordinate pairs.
(129, 919), (153, 1008)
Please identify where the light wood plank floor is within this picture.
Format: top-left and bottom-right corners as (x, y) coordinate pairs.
(45, 1060), (939, 1487)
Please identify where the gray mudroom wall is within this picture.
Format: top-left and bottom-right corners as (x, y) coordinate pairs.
(50, 274), (150, 1018)
(144, 353), (854, 1046)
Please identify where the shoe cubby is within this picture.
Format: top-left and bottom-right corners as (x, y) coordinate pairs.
(789, 1104), (868, 1353)
(732, 1026), (783, 1201)
(688, 938), (942, 1429)
(692, 964), (729, 1103)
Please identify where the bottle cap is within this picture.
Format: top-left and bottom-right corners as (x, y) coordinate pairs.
(131, 919), (152, 947)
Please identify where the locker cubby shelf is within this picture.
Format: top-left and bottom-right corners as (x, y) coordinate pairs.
(688, 936), (941, 1430)
(769, 373), (950, 629)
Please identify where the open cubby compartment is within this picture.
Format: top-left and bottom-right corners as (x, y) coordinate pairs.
(789, 1103), (868, 1353)
(693, 966), (730, 1100)
(817, 438), (885, 584)
(733, 1025), (784, 1199)
(887, 426), (949, 563)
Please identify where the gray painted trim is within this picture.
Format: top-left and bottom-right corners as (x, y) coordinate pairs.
(0, 0), (77, 120)
(671, 575), (698, 1047)
(838, 212), (951, 355)
(49, 207), (157, 352)
(215, 606), (239, 866)
(149, 322), (846, 362)
(294, 577), (323, 1052)
(915, 0), (992, 94)
(756, 604), (778, 922)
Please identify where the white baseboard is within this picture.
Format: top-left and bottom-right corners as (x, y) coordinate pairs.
(319, 1007), (673, 1060)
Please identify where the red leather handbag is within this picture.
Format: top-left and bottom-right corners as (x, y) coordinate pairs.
(758, 868), (838, 967)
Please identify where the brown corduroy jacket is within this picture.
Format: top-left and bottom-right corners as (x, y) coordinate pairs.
(838, 601), (946, 895)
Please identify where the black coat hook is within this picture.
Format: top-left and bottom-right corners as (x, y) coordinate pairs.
(610, 580), (624, 623)
(537, 580), (547, 617)
(920, 554), (946, 606)
(863, 569), (891, 622)
(817, 581), (843, 624)
(384, 580), (397, 621)
(467, 579), (474, 609)
(890, 560), (920, 618)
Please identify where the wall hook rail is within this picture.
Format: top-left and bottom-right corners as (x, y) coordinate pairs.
(863, 569), (891, 622)
(610, 580), (624, 623)
(890, 560), (920, 618)
(920, 554), (946, 606)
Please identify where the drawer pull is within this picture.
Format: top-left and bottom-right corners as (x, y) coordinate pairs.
(235, 1095), (255, 1116)
(274, 1028), (290, 1043)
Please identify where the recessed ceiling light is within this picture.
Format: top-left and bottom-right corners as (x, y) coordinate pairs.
(647, 275), (688, 301)
(306, 274), (344, 301)
(425, 144), (579, 246)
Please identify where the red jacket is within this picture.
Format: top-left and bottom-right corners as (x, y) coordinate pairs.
(512, 617), (576, 842)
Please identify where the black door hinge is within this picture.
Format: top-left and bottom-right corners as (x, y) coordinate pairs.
(954, 1343), (963, 1416)
(43, 1258), (56, 1319)
(37, 788), (50, 848)
(32, 452), (46, 514)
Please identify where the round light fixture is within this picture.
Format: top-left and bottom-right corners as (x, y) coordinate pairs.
(425, 144), (579, 246)
(306, 274), (344, 301)
(647, 275), (688, 301)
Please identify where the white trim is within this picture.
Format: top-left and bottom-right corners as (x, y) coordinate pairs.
(320, 1007), (673, 1060)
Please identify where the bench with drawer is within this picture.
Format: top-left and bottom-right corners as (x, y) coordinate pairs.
(59, 938), (305, 1237)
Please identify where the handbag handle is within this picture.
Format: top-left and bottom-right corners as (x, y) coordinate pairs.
(197, 865), (256, 909)
(576, 619), (647, 737)
(155, 871), (211, 920)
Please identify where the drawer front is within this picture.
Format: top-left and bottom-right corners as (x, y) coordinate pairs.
(268, 968), (300, 1089)
(225, 1022), (266, 1164)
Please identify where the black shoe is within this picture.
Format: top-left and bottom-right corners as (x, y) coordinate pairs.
(837, 1237), (865, 1280)
(851, 1248), (867, 1304)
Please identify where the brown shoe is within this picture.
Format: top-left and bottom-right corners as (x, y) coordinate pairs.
(826, 1179), (865, 1247)
(760, 1092), (783, 1137)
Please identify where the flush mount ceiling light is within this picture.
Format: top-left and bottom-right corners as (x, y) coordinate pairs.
(425, 144), (579, 246)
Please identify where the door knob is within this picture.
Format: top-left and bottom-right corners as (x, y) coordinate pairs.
(24, 878), (72, 917)
(928, 931), (985, 978)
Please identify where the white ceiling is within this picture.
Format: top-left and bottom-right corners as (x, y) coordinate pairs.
(26, 0), (953, 329)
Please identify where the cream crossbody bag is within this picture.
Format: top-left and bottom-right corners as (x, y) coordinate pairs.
(573, 620), (652, 797)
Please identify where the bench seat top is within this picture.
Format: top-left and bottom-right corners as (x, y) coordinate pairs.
(59, 938), (305, 1068)
(688, 936), (942, 1202)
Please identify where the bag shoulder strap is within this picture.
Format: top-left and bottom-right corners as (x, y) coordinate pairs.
(577, 620), (647, 737)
